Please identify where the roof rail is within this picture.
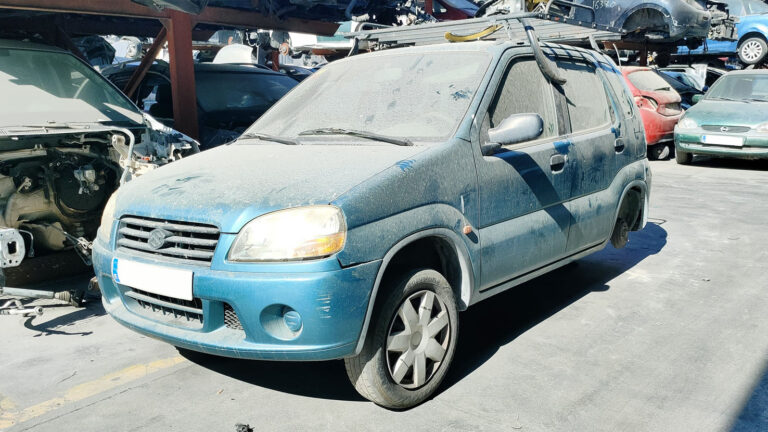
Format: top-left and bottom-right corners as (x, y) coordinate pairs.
(346, 10), (622, 84)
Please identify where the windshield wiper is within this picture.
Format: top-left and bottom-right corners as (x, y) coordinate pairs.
(654, 87), (672, 91)
(238, 132), (299, 145)
(746, 98), (768, 103)
(298, 128), (413, 147)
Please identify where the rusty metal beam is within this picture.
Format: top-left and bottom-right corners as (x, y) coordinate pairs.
(0, 0), (338, 35)
(123, 26), (168, 99)
(165, 10), (198, 139)
(54, 23), (87, 61)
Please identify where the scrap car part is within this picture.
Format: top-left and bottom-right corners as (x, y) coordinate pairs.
(0, 228), (25, 268)
(0, 299), (43, 316)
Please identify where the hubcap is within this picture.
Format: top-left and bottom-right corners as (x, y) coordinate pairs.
(742, 41), (763, 62)
(385, 290), (451, 389)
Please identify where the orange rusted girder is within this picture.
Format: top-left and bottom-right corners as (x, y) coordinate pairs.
(123, 26), (168, 99)
(165, 10), (199, 140)
(0, 0), (338, 35)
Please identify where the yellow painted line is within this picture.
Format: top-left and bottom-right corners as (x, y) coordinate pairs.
(0, 356), (186, 429)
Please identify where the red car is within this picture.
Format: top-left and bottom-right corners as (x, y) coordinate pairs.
(621, 66), (684, 160)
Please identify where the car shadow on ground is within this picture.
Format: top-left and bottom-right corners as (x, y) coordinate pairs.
(689, 156), (768, 171)
(181, 222), (667, 404)
(730, 357), (768, 431)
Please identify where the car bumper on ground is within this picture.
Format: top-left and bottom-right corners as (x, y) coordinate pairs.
(92, 238), (381, 361)
(675, 128), (768, 159)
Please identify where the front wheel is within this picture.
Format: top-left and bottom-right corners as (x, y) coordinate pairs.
(739, 37), (768, 65)
(676, 149), (693, 165)
(344, 269), (458, 409)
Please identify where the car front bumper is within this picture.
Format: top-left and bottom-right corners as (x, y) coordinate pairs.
(93, 237), (381, 361)
(675, 128), (768, 160)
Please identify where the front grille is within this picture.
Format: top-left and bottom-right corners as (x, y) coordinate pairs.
(702, 125), (751, 133)
(223, 303), (244, 331)
(118, 216), (219, 265)
(124, 288), (203, 326)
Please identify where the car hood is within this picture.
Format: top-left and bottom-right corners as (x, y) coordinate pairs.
(114, 143), (427, 233)
(687, 100), (768, 126)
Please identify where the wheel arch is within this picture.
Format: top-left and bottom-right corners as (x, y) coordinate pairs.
(738, 31), (768, 47)
(352, 228), (475, 355)
(616, 4), (671, 34)
(613, 180), (649, 233)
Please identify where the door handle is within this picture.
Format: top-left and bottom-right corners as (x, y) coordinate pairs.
(550, 153), (567, 173)
(615, 138), (625, 153)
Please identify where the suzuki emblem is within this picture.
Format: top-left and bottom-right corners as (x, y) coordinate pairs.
(147, 228), (172, 250)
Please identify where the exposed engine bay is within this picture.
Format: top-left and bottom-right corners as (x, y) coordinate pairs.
(0, 123), (196, 269)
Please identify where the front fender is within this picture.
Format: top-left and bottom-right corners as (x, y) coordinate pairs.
(350, 226), (478, 355)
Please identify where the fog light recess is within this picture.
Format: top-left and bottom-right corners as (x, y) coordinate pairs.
(260, 304), (303, 340)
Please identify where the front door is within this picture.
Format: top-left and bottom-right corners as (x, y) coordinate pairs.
(473, 55), (575, 291)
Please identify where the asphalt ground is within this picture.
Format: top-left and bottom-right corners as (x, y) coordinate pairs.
(2, 156), (767, 431)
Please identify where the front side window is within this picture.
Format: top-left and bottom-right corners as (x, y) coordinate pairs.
(245, 51), (491, 142)
(0, 47), (142, 127)
(557, 60), (611, 133)
(481, 58), (558, 143)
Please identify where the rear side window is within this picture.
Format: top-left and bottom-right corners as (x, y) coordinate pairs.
(557, 60), (611, 132)
(484, 58), (557, 142)
(626, 70), (671, 92)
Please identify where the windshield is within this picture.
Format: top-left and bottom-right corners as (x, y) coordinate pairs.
(0, 47), (143, 128)
(195, 71), (297, 114)
(707, 73), (768, 100)
(244, 51), (491, 142)
(627, 70), (672, 91)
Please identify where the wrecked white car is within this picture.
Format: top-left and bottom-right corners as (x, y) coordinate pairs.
(0, 39), (198, 276)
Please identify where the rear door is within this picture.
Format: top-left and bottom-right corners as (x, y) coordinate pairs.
(556, 55), (621, 254)
(473, 53), (575, 290)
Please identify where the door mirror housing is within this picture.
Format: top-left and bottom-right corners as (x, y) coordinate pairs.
(488, 113), (544, 148)
(692, 94), (703, 104)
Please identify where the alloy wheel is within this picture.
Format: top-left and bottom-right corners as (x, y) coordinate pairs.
(742, 40), (763, 62)
(385, 290), (451, 389)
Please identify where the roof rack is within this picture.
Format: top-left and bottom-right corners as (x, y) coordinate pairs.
(345, 10), (623, 50)
(345, 9), (624, 85)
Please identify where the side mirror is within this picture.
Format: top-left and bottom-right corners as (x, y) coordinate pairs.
(702, 85), (709, 92)
(483, 113), (544, 155)
(692, 94), (703, 104)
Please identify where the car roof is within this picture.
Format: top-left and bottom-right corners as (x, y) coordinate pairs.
(0, 38), (67, 53)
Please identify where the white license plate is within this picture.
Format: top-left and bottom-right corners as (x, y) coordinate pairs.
(701, 135), (743, 147)
(112, 258), (193, 300)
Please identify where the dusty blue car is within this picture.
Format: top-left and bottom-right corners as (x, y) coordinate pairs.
(93, 40), (651, 408)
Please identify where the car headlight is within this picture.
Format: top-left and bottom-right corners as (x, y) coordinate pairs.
(678, 117), (698, 129)
(756, 122), (768, 132)
(97, 193), (118, 245)
(228, 205), (346, 262)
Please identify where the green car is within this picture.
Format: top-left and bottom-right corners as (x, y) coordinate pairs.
(674, 70), (768, 164)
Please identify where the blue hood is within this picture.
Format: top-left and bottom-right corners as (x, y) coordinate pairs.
(115, 143), (426, 232)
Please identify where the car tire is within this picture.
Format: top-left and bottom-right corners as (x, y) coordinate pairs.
(676, 149), (693, 165)
(738, 37), (768, 65)
(647, 144), (669, 160)
(344, 269), (458, 409)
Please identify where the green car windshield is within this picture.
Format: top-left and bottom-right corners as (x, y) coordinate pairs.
(707, 74), (768, 101)
(0, 47), (143, 128)
(244, 51), (491, 143)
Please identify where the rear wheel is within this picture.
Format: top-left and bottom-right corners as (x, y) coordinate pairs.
(738, 37), (768, 65)
(344, 269), (458, 409)
(676, 149), (693, 165)
(648, 143), (670, 160)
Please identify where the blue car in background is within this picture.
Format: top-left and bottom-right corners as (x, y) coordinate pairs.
(681, 0), (768, 64)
